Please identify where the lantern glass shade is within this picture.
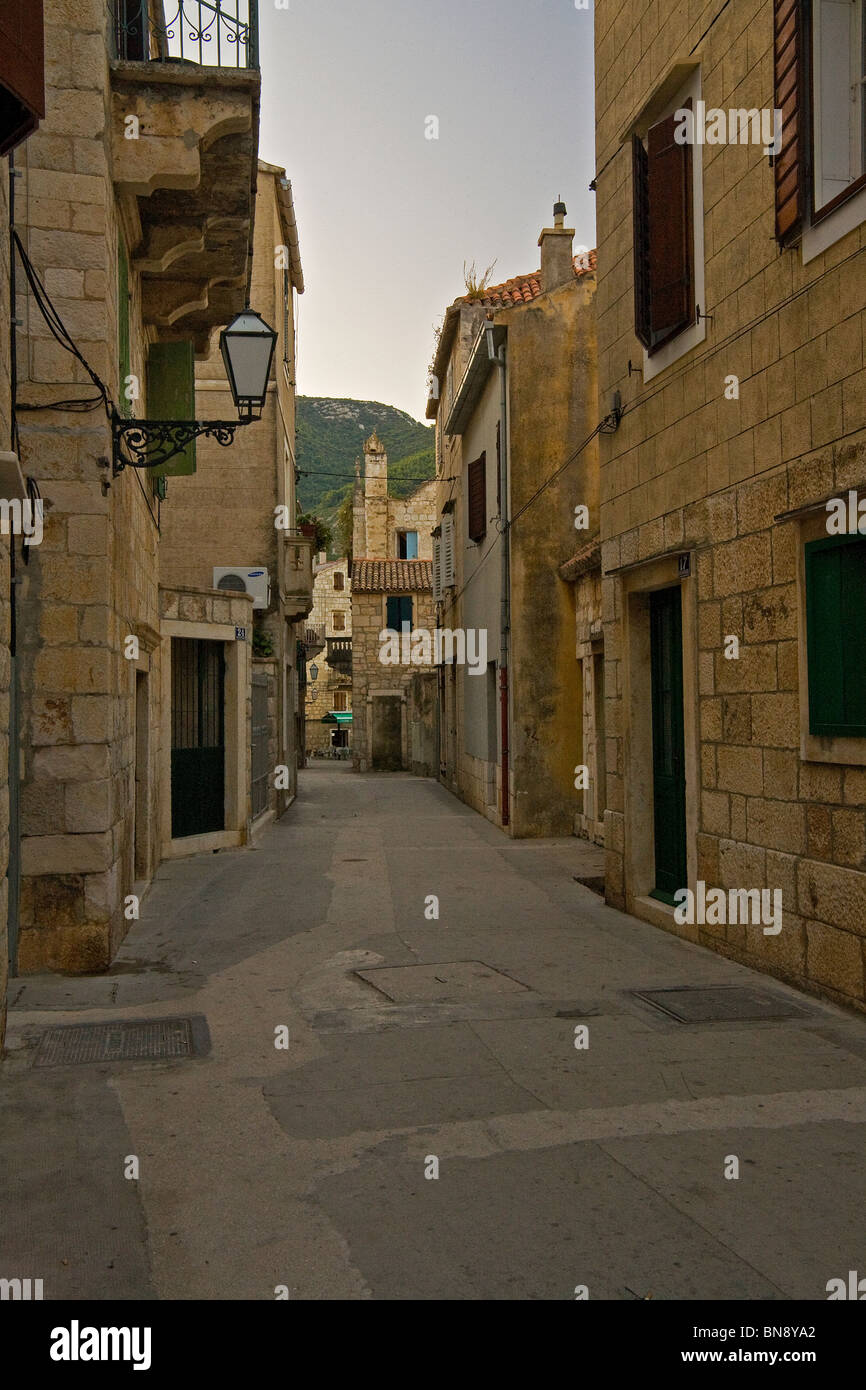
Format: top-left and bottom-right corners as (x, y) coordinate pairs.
(309, 664), (319, 681)
(219, 310), (278, 419)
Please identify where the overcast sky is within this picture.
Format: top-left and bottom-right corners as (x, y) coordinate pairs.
(257, 0), (596, 423)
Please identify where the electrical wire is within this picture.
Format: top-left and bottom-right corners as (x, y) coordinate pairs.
(12, 231), (112, 418)
(440, 416), (609, 614)
(297, 468), (434, 482)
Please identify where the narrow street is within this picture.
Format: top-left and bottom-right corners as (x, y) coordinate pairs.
(2, 768), (866, 1301)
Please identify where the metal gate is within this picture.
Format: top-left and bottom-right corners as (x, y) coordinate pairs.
(171, 638), (225, 839)
(251, 672), (269, 818)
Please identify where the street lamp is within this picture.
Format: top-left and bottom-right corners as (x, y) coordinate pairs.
(112, 307), (278, 474)
(219, 310), (278, 420)
(309, 663), (319, 682)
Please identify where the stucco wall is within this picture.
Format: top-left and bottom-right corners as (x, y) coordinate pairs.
(502, 274), (598, 837)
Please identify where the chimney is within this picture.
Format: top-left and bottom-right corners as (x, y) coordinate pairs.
(538, 197), (575, 293)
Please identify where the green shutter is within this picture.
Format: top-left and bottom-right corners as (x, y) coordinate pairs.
(805, 535), (866, 737)
(147, 341), (197, 477)
(386, 596), (412, 630)
(117, 236), (130, 418)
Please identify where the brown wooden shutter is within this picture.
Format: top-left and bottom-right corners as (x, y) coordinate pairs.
(774, 0), (806, 243)
(467, 452), (486, 543)
(0, 0), (45, 156)
(646, 107), (694, 345)
(632, 134), (652, 349)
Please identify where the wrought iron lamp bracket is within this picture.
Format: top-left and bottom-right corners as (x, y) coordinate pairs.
(111, 411), (251, 475)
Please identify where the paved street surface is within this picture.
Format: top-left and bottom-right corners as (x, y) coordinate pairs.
(3, 766), (866, 1300)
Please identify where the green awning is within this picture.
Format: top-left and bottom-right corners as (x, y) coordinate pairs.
(321, 710), (353, 723)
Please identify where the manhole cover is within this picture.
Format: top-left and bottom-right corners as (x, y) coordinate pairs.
(355, 961), (528, 1003)
(633, 987), (811, 1024)
(33, 1015), (210, 1067)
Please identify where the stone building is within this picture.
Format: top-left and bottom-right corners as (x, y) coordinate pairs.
(595, 0), (866, 1008)
(305, 556), (352, 756)
(0, 0), (45, 1043)
(159, 161), (311, 837)
(351, 432), (437, 772)
(426, 210), (599, 836)
(10, 0), (262, 972)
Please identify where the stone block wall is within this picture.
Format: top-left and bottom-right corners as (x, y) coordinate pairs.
(14, 0), (163, 972)
(351, 588), (435, 771)
(595, 0), (866, 1008)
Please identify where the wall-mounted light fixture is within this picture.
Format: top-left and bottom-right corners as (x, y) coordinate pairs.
(112, 309), (278, 474)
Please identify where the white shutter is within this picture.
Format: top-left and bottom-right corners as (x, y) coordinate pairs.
(442, 513), (455, 588)
(432, 536), (442, 603)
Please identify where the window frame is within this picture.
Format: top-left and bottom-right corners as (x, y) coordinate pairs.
(633, 67), (707, 384)
(809, 0), (866, 225)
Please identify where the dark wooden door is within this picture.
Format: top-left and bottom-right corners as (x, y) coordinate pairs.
(650, 587), (687, 901)
(372, 696), (402, 771)
(251, 672), (269, 818)
(171, 638), (225, 838)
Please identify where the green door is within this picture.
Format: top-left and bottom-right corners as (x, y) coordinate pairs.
(650, 586), (686, 902)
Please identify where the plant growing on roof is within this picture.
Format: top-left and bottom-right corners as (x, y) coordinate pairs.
(463, 258), (498, 298)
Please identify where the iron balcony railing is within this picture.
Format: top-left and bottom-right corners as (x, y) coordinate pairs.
(326, 637), (352, 674)
(111, 0), (259, 69)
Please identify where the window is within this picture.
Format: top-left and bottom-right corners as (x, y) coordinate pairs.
(805, 534), (866, 736)
(333, 570), (344, 590)
(0, 0), (44, 154)
(812, 0), (866, 218)
(332, 611), (345, 631)
(467, 452), (486, 542)
(386, 595), (412, 630)
(333, 690), (349, 711)
(632, 103), (695, 353)
(397, 530), (418, 558)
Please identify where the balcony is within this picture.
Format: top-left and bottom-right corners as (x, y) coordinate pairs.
(111, 0), (258, 67)
(283, 533), (314, 620)
(326, 637), (352, 676)
(304, 624), (325, 658)
(109, 1), (260, 353)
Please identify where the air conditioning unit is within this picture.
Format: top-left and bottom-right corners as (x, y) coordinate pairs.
(212, 566), (270, 609)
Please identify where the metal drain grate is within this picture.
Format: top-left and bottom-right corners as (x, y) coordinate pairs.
(633, 986), (811, 1024)
(34, 1015), (210, 1067)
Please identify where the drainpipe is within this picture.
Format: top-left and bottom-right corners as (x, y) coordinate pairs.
(490, 333), (510, 828)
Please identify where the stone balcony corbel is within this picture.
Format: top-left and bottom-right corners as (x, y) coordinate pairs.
(110, 60), (260, 343)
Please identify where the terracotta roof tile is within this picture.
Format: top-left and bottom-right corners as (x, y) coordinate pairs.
(352, 559), (433, 593)
(461, 250), (597, 307)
